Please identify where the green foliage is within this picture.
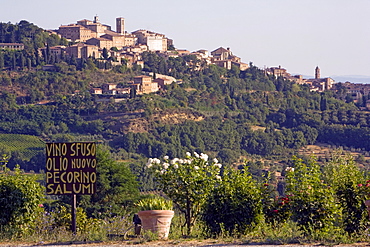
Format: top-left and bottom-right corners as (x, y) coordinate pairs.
(79, 146), (140, 218)
(285, 157), (340, 234)
(146, 152), (222, 235)
(322, 154), (370, 234)
(202, 166), (263, 236)
(136, 196), (173, 211)
(48, 205), (103, 234)
(0, 165), (44, 234)
(247, 220), (303, 245)
(262, 185), (292, 225)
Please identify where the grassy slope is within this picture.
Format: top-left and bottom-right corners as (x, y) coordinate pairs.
(0, 134), (44, 160)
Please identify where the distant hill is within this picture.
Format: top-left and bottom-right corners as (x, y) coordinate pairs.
(331, 75), (370, 84)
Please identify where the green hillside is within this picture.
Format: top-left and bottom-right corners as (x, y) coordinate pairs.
(0, 134), (44, 160)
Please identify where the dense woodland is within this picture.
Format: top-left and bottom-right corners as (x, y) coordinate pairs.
(1, 21), (370, 190)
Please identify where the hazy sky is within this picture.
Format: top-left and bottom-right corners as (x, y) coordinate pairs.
(1, 0), (370, 81)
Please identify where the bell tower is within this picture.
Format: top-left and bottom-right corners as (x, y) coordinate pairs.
(94, 15), (100, 23)
(315, 66), (320, 79)
(116, 17), (125, 34)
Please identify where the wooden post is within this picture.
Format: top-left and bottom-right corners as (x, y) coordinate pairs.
(71, 194), (77, 234)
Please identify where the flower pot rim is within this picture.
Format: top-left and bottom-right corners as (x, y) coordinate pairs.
(138, 209), (174, 213)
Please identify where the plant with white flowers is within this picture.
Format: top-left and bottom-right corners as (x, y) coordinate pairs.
(146, 152), (222, 235)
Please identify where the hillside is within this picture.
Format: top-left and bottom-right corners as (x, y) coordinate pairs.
(1, 21), (370, 183)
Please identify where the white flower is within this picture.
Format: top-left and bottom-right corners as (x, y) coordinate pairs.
(152, 158), (161, 164)
(194, 166), (200, 170)
(146, 158), (153, 168)
(216, 175), (222, 180)
(186, 152), (191, 157)
(160, 169), (166, 174)
(214, 163), (222, 169)
(178, 159), (184, 164)
(200, 153), (208, 161)
(163, 163), (169, 169)
(213, 158), (219, 164)
(184, 159), (192, 164)
(194, 152), (200, 158)
(171, 158), (179, 164)
(173, 164), (179, 169)
(285, 167), (294, 172)
(164, 155), (169, 160)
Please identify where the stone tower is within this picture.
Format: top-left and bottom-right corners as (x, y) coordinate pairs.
(315, 66), (320, 79)
(116, 17), (125, 34)
(94, 15), (100, 23)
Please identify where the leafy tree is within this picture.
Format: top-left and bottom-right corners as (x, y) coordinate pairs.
(202, 165), (262, 236)
(146, 152), (222, 235)
(102, 48), (109, 60)
(79, 147), (140, 218)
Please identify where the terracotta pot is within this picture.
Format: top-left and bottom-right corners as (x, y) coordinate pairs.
(137, 210), (174, 239)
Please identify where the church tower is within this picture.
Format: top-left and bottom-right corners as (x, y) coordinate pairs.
(93, 15), (100, 23)
(315, 66), (320, 79)
(116, 17), (125, 34)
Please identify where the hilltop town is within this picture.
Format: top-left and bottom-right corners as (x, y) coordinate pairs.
(3, 16), (370, 245)
(0, 15), (369, 104)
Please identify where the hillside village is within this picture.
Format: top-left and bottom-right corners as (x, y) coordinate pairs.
(1, 15), (370, 102)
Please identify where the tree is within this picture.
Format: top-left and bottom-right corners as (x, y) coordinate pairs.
(0, 52), (4, 69)
(146, 152), (222, 235)
(102, 47), (109, 60)
(11, 52), (16, 70)
(79, 147), (140, 218)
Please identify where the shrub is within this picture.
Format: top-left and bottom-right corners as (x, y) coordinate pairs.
(322, 154), (370, 234)
(263, 194), (292, 225)
(285, 157), (340, 234)
(0, 165), (44, 235)
(202, 165), (263, 236)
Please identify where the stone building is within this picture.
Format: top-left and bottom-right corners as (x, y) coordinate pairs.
(127, 75), (160, 94)
(86, 37), (113, 50)
(132, 30), (168, 51)
(100, 30), (136, 49)
(58, 24), (96, 42)
(40, 45), (66, 59)
(65, 43), (99, 59)
(210, 47), (248, 70)
(77, 16), (111, 37)
(0, 43), (24, 50)
(303, 66), (334, 91)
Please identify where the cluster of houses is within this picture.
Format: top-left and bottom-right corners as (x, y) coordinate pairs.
(265, 65), (334, 92)
(90, 73), (178, 97)
(44, 16), (251, 72)
(3, 15), (370, 98)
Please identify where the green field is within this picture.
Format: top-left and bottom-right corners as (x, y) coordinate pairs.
(0, 134), (45, 160)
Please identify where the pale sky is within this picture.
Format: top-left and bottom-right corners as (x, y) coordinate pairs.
(1, 0), (370, 82)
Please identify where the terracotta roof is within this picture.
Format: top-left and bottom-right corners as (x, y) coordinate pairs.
(211, 47), (229, 53)
(103, 30), (123, 36)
